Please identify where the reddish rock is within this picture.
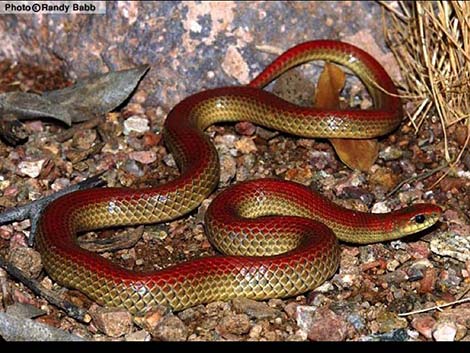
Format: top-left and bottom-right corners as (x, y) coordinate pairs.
(128, 151), (157, 164)
(307, 310), (348, 341)
(216, 313), (251, 336)
(152, 314), (188, 341)
(408, 241), (431, 259)
(11, 288), (36, 306)
(0, 226), (13, 240)
(411, 315), (436, 339)
(361, 259), (387, 272)
(89, 305), (133, 337)
(235, 121), (256, 136)
(142, 131), (161, 147)
(419, 267), (437, 294)
(133, 305), (169, 332)
(284, 302), (300, 319)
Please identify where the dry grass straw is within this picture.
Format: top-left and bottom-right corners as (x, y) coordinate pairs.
(380, 1), (470, 171)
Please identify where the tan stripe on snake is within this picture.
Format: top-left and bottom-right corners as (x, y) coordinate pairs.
(36, 40), (442, 313)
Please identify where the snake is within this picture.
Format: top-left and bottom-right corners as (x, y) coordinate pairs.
(36, 40), (442, 314)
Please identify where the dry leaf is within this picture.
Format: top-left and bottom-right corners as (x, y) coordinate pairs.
(314, 62), (346, 109)
(314, 62), (379, 171)
(0, 65), (149, 145)
(329, 138), (379, 171)
(43, 64), (150, 123)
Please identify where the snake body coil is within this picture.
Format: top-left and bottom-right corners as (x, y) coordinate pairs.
(36, 40), (441, 313)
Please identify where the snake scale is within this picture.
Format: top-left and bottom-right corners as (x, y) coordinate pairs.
(36, 40), (442, 314)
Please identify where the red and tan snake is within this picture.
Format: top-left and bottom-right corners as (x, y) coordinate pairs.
(36, 40), (442, 313)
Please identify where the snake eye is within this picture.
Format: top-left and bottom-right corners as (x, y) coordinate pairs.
(414, 214), (426, 224)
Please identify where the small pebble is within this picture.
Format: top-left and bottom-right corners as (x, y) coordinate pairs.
(408, 241), (431, 259)
(267, 298), (284, 308)
(133, 305), (169, 332)
(7, 247), (42, 279)
(339, 186), (375, 207)
(371, 201), (391, 214)
(142, 131), (161, 147)
(437, 268), (462, 288)
(216, 314), (251, 335)
(455, 323), (468, 341)
(152, 314), (188, 341)
(302, 307), (349, 341)
(221, 45), (250, 84)
(313, 281), (334, 293)
(379, 146), (403, 161)
(347, 313), (365, 331)
(17, 160), (46, 178)
(177, 306), (203, 322)
(0, 226), (13, 240)
(123, 116), (150, 135)
(375, 310), (408, 333)
(125, 329), (151, 341)
(89, 306), (133, 338)
(248, 324), (263, 339)
(408, 259), (433, 281)
(123, 159), (144, 177)
(430, 231), (470, 263)
(219, 154), (236, 185)
(235, 121), (256, 136)
(397, 159), (416, 175)
(418, 267), (436, 293)
(163, 154), (176, 168)
(234, 137), (257, 154)
(411, 315), (436, 339)
(9, 232), (28, 249)
(128, 151), (157, 164)
(381, 269), (409, 285)
(72, 129), (97, 150)
(284, 302), (299, 319)
(369, 167), (398, 190)
(332, 273), (358, 289)
(51, 178), (71, 192)
(394, 251), (412, 264)
(232, 298), (279, 320)
(386, 259), (400, 272)
(433, 322), (457, 341)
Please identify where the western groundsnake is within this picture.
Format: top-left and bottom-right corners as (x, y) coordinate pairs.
(36, 40), (442, 313)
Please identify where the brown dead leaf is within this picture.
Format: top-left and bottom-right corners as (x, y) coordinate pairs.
(314, 62), (379, 171)
(329, 138), (379, 171)
(314, 62), (346, 109)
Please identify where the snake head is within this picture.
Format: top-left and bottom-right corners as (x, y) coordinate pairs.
(390, 203), (442, 236)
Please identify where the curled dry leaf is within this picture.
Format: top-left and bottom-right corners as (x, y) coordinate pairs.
(0, 65), (149, 144)
(43, 64), (150, 123)
(0, 91), (73, 125)
(314, 62), (379, 171)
